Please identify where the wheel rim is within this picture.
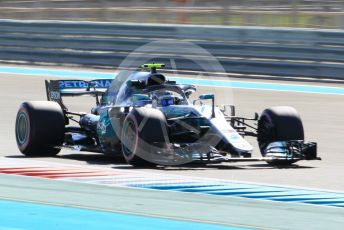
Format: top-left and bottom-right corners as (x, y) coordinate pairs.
(16, 112), (29, 145)
(122, 119), (138, 159)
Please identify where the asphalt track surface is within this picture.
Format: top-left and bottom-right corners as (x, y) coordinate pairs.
(0, 65), (344, 229)
(1, 66), (343, 190)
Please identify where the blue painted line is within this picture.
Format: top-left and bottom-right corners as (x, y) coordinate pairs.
(332, 203), (344, 208)
(170, 77), (344, 95)
(299, 198), (344, 203)
(140, 183), (223, 191)
(269, 194), (344, 202)
(0, 65), (344, 95)
(0, 65), (114, 79)
(206, 189), (287, 196)
(0, 199), (247, 230)
(303, 199), (344, 205)
(130, 182), (344, 208)
(177, 186), (264, 193)
(178, 186), (285, 194)
(241, 190), (323, 199)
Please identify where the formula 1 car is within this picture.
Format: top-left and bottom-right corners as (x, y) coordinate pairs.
(15, 63), (319, 167)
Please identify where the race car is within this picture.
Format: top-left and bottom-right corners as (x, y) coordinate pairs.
(15, 63), (319, 167)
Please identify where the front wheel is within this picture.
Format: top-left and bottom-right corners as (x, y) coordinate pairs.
(15, 101), (65, 156)
(121, 107), (168, 167)
(257, 106), (304, 166)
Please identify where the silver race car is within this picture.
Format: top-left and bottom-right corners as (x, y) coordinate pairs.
(15, 63), (319, 167)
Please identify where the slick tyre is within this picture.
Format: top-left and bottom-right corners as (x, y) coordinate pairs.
(15, 101), (65, 156)
(257, 106), (304, 166)
(121, 107), (168, 167)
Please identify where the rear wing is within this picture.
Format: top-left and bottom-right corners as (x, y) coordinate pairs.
(45, 79), (113, 110)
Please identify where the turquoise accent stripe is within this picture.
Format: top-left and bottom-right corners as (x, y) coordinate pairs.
(16, 112), (29, 145)
(0, 65), (113, 79)
(0, 65), (343, 95)
(130, 182), (344, 208)
(169, 77), (344, 95)
(0, 199), (247, 230)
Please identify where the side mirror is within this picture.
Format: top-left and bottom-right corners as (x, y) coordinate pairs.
(132, 94), (150, 101)
(127, 80), (145, 89)
(86, 82), (97, 91)
(184, 88), (195, 98)
(131, 94), (151, 106)
(254, 112), (259, 120)
(199, 93), (214, 100)
(198, 93), (215, 118)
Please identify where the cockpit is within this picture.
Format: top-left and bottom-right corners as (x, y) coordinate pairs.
(128, 87), (188, 107)
(101, 63), (196, 107)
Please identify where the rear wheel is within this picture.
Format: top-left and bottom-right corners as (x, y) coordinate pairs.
(121, 107), (168, 167)
(257, 106), (304, 166)
(15, 101), (65, 156)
